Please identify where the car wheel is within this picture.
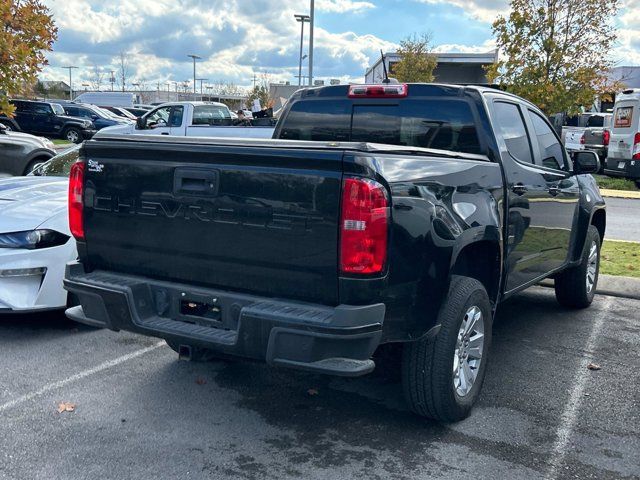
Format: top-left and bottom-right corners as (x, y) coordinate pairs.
(555, 225), (601, 308)
(402, 275), (492, 422)
(22, 157), (47, 175)
(64, 127), (82, 144)
(165, 340), (225, 362)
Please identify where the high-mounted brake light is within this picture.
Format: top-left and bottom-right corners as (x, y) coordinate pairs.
(339, 177), (389, 275)
(348, 84), (408, 98)
(579, 134), (585, 145)
(633, 133), (640, 160)
(603, 129), (610, 147)
(68, 161), (85, 240)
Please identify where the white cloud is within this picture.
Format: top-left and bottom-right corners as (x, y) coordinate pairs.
(413, 0), (508, 23)
(317, 0), (376, 13)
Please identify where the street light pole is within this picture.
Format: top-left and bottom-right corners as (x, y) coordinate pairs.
(62, 66), (78, 100)
(308, 0), (314, 86)
(294, 14), (310, 87)
(196, 78), (208, 100)
(187, 54), (201, 98)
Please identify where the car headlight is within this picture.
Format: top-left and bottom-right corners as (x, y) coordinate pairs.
(83, 120), (93, 128)
(0, 230), (70, 250)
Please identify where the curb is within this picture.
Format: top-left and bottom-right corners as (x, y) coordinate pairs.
(540, 274), (640, 301)
(600, 188), (640, 200)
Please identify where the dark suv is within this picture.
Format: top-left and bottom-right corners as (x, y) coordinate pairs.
(0, 100), (96, 143)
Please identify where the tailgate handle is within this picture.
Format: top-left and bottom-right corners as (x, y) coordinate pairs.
(174, 169), (219, 196)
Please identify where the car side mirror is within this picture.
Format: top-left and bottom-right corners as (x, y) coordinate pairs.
(136, 116), (147, 130)
(91, 115), (99, 120)
(0, 124), (6, 134)
(572, 150), (600, 175)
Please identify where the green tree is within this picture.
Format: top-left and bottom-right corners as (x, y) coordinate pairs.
(0, 0), (57, 116)
(487, 0), (620, 115)
(393, 33), (438, 83)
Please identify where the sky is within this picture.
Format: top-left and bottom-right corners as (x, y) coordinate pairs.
(40, 0), (640, 91)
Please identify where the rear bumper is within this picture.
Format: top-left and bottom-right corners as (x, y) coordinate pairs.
(605, 157), (640, 179)
(63, 262), (385, 377)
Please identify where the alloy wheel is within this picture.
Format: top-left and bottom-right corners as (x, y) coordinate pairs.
(453, 305), (485, 397)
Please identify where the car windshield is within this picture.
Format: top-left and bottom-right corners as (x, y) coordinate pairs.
(31, 146), (81, 177)
(97, 107), (121, 119)
(51, 103), (65, 115)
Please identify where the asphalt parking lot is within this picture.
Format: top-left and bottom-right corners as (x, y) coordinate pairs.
(0, 288), (638, 480)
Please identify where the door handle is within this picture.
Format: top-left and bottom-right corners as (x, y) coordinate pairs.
(548, 185), (561, 196)
(161, 132), (169, 135)
(511, 183), (528, 196)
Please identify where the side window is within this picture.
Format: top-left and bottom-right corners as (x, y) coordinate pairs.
(146, 106), (171, 127)
(169, 106), (184, 127)
(493, 102), (533, 163)
(77, 108), (93, 119)
(192, 105), (231, 126)
(65, 107), (79, 117)
(529, 110), (565, 170)
(33, 103), (52, 115)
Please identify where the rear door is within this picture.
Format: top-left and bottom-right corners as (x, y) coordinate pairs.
(82, 140), (344, 305)
(488, 98), (575, 292)
(31, 103), (55, 135)
(608, 100), (638, 161)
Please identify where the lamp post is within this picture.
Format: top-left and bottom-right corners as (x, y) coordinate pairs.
(196, 78), (208, 100)
(187, 54), (201, 97)
(294, 14), (310, 87)
(61, 66), (78, 100)
(308, 0), (314, 86)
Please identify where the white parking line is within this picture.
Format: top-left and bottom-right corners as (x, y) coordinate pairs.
(545, 296), (613, 479)
(0, 341), (165, 414)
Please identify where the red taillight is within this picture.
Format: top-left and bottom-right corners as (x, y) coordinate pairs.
(348, 84), (408, 98)
(68, 161), (85, 240)
(339, 177), (389, 275)
(580, 134), (585, 145)
(633, 133), (640, 160)
(603, 129), (610, 146)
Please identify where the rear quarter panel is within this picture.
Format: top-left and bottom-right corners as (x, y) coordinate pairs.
(341, 152), (505, 342)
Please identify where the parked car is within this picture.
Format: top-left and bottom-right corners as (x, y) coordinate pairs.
(580, 114), (612, 168)
(73, 92), (135, 108)
(97, 101), (275, 139)
(0, 100), (96, 144)
(0, 123), (56, 175)
(561, 112), (604, 152)
(62, 103), (132, 133)
(0, 146), (80, 313)
(64, 83), (605, 423)
(604, 89), (640, 187)
(101, 106), (138, 121)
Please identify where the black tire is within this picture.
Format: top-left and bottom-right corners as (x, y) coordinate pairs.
(22, 157), (48, 175)
(402, 276), (492, 422)
(165, 340), (222, 362)
(555, 225), (601, 308)
(63, 127), (83, 144)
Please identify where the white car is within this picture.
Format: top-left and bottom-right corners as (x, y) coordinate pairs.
(0, 146), (80, 313)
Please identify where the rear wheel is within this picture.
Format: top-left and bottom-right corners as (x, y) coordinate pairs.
(22, 157), (48, 175)
(63, 127), (82, 144)
(555, 225), (601, 308)
(402, 276), (492, 422)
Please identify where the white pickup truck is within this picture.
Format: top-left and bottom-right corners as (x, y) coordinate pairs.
(97, 101), (275, 139)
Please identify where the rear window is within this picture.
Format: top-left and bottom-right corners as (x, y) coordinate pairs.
(614, 106), (634, 128)
(278, 99), (482, 154)
(586, 115), (605, 127)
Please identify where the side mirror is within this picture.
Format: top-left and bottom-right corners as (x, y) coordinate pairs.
(91, 115), (99, 120)
(136, 116), (147, 130)
(572, 150), (600, 175)
(0, 124), (6, 134)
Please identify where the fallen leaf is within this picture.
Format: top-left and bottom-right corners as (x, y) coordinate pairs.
(587, 363), (601, 371)
(195, 377), (207, 385)
(57, 402), (76, 413)
(307, 388), (319, 396)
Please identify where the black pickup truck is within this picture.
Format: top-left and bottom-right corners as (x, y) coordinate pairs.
(64, 84), (606, 422)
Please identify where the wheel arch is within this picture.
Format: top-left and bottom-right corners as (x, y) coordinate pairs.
(449, 228), (503, 307)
